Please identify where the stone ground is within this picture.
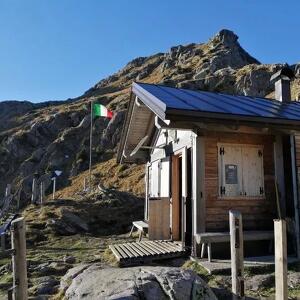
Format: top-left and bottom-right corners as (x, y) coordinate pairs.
(61, 265), (217, 300)
(1, 231), (300, 299)
(0, 188), (300, 299)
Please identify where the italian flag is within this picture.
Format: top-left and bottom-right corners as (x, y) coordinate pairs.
(93, 103), (113, 119)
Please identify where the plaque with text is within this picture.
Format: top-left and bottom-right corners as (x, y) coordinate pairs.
(225, 164), (238, 184)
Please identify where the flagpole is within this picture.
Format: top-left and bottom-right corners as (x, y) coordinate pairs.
(89, 100), (93, 190)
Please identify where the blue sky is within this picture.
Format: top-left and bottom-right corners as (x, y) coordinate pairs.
(0, 1), (299, 102)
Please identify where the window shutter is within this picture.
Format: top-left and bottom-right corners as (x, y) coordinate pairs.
(160, 158), (170, 197)
(219, 145), (243, 197)
(150, 161), (160, 197)
(242, 147), (264, 197)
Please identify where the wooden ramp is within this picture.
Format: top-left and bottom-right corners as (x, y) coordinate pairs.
(109, 240), (185, 266)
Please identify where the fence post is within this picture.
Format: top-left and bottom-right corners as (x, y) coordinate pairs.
(11, 217), (28, 300)
(5, 184), (11, 197)
(17, 188), (21, 210)
(31, 179), (37, 204)
(40, 182), (44, 205)
(52, 178), (56, 200)
(229, 210), (245, 300)
(274, 219), (288, 300)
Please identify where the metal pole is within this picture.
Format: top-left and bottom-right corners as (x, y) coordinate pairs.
(52, 178), (56, 200)
(229, 210), (244, 300)
(89, 100), (93, 191)
(11, 217), (28, 300)
(31, 179), (36, 204)
(40, 182), (43, 205)
(274, 219), (288, 300)
(5, 184), (11, 197)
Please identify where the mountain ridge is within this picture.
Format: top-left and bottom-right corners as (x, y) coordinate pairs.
(1, 29), (299, 202)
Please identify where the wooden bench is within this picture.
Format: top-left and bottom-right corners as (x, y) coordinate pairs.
(129, 221), (149, 242)
(195, 231), (274, 262)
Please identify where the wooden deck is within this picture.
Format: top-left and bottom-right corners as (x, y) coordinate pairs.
(109, 240), (185, 266)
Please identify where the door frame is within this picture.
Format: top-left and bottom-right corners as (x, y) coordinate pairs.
(171, 147), (192, 247)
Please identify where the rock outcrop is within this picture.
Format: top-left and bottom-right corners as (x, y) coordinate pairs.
(61, 265), (217, 300)
(1, 29), (300, 201)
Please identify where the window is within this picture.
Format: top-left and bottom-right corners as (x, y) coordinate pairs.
(218, 144), (264, 198)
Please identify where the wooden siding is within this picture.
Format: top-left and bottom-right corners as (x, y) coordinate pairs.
(148, 197), (170, 240)
(204, 132), (276, 232)
(295, 135), (300, 167)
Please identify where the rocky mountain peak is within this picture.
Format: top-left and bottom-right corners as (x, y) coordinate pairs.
(211, 29), (238, 47)
(1, 29), (299, 203)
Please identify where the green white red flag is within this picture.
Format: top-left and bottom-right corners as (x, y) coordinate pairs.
(93, 103), (113, 119)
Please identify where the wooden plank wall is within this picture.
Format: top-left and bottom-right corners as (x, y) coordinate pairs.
(295, 135), (300, 167)
(204, 132), (276, 232)
(148, 197), (170, 240)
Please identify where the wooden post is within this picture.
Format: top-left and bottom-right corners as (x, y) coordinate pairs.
(229, 210), (244, 300)
(274, 219), (288, 300)
(11, 217), (28, 300)
(5, 184), (11, 197)
(52, 178), (56, 200)
(1, 234), (5, 251)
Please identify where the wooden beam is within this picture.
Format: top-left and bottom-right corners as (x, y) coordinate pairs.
(171, 155), (180, 241)
(181, 147), (188, 250)
(274, 135), (286, 217)
(274, 219), (288, 300)
(192, 135), (206, 236)
(168, 120), (298, 135)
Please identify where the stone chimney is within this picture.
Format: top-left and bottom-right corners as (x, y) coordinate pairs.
(270, 66), (294, 102)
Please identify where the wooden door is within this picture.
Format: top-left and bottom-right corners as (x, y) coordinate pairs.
(148, 197), (170, 240)
(148, 158), (171, 240)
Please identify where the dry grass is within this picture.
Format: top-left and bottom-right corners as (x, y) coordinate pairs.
(55, 158), (145, 199)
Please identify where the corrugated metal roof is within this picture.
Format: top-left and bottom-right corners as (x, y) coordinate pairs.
(133, 82), (300, 123)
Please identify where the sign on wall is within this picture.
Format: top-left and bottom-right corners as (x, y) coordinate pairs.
(225, 164), (238, 184)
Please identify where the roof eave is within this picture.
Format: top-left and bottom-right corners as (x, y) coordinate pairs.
(132, 82), (167, 121)
(116, 92), (135, 164)
(166, 108), (300, 129)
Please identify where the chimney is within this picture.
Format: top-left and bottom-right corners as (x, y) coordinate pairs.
(270, 66), (294, 102)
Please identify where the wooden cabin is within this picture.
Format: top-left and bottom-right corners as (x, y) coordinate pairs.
(117, 67), (300, 260)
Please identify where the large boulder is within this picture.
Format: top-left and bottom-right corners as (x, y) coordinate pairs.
(61, 265), (217, 300)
